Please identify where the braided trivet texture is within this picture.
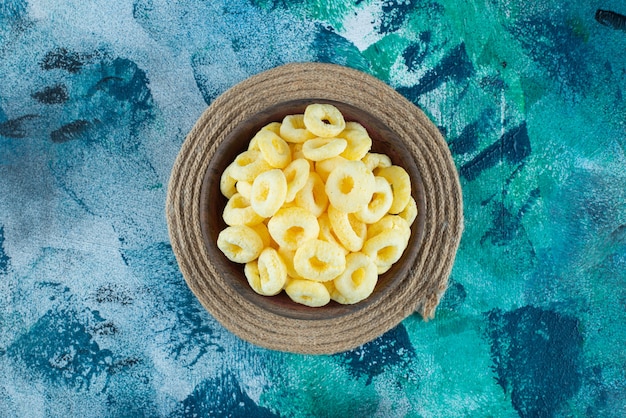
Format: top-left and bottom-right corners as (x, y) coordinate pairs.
(166, 62), (463, 354)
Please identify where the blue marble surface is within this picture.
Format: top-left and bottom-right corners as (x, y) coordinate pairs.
(1, 0), (625, 416)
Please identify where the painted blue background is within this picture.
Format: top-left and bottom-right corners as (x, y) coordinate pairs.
(1, 0), (625, 416)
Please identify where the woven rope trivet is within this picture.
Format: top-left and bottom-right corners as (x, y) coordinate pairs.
(166, 62), (463, 354)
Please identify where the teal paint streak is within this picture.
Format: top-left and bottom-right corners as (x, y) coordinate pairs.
(121, 242), (224, 365)
(0, 226), (9, 274)
(0, 0), (27, 26)
(460, 123), (531, 181)
(396, 42), (475, 100)
(176, 372), (278, 417)
(313, 24), (371, 72)
(7, 308), (113, 390)
(378, 0), (424, 34)
(508, 12), (591, 89)
(486, 306), (583, 417)
(0, 114), (40, 138)
(334, 324), (416, 386)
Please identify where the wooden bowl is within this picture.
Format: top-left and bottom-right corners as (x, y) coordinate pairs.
(199, 99), (426, 320)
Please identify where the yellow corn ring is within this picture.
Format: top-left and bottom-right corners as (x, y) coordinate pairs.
(229, 149), (272, 182)
(220, 164), (238, 199)
(315, 156), (348, 183)
(333, 252), (378, 304)
(283, 158), (310, 203)
(376, 263), (393, 275)
(235, 180), (252, 200)
(280, 114), (316, 143)
(317, 213), (349, 255)
(250, 222), (271, 248)
(362, 230), (409, 272)
(294, 171), (328, 218)
(248, 122), (281, 151)
(217, 225), (264, 263)
(248, 137), (260, 151)
(367, 214), (411, 241)
(256, 129), (292, 169)
(398, 196), (418, 226)
(289, 142), (308, 161)
(277, 246), (304, 280)
(267, 206), (320, 251)
(354, 176), (394, 224)
(244, 260), (262, 291)
(223, 193), (264, 226)
(293, 239), (346, 282)
(338, 121), (372, 161)
(303, 103), (346, 138)
(284, 278), (331, 307)
(328, 205), (367, 252)
(262, 121), (282, 136)
(325, 160), (375, 214)
(362, 152), (392, 172)
(255, 247), (287, 295)
(250, 169), (287, 218)
(322, 280), (349, 304)
(302, 137), (348, 161)
(376, 165), (411, 214)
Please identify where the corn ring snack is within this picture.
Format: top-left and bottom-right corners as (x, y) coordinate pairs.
(223, 193), (264, 226)
(367, 214), (411, 241)
(257, 129), (292, 169)
(267, 206), (320, 251)
(377, 263), (393, 275)
(262, 121), (282, 136)
(248, 137), (260, 151)
(362, 152), (392, 172)
(354, 176), (394, 224)
(217, 225), (264, 263)
(293, 239), (346, 282)
(250, 169), (288, 217)
(333, 252), (378, 304)
(280, 114), (316, 143)
(245, 257), (285, 296)
(289, 142), (308, 161)
(362, 230), (409, 273)
(235, 180), (252, 200)
(322, 280), (350, 304)
(376, 165), (411, 214)
(283, 158), (310, 203)
(303, 103), (346, 138)
(317, 213), (349, 255)
(244, 260), (262, 291)
(338, 122), (372, 161)
(315, 156), (348, 183)
(284, 278), (331, 307)
(229, 149), (272, 182)
(328, 205), (367, 252)
(398, 196), (418, 226)
(277, 246), (304, 280)
(294, 172), (328, 218)
(250, 222), (271, 248)
(245, 259), (285, 296)
(255, 247), (287, 295)
(302, 137), (348, 161)
(248, 122), (282, 151)
(220, 164), (238, 199)
(325, 160), (375, 213)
